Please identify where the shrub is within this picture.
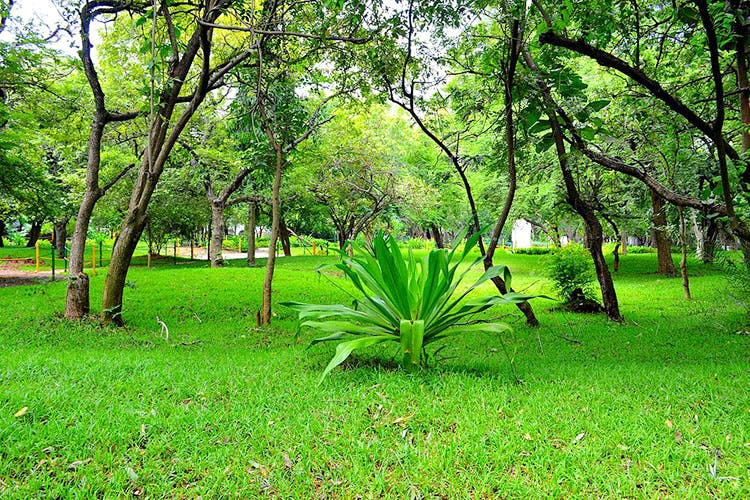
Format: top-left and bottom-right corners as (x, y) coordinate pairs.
(715, 251), (750, 320)
(626, 246), (656, 254)
(514, 247), (551, 255)
(283, 232), (535, 381)
(404, 237), (430, 250)
(546, 246), (597, 303)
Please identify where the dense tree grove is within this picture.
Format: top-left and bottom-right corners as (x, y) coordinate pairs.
(2, 0), (750, 324)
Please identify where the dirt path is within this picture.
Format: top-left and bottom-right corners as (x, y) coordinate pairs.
(0, 269), (65, 287)
(176, 247), (275, 260)
(0, 247), (280, 287)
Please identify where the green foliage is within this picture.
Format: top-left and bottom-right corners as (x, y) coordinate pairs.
(715, 251), (750, 320)
(514, 247), (552, 255)
(627, 246), (657, 254)
(284, 232), (534, 381)
(403, 237), (432, 250)
(546, 246), (597, 303)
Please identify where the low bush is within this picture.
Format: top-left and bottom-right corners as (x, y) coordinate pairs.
(514, 247), (551, 255)
(546, 245), (597, 303)
(626, 245), (656, 254)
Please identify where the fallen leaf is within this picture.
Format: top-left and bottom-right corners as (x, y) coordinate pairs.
(675, 430), (683, 444)
(617, 444), (630, 451)
(126, 467), (138, 481)
(283, 454), (292, 469)
(68, 458), (92, 470)
(13, 407), (28, 418)
(665, 419), (673, 429)
(573, 432), (586, 444)
(523, 433), (532, 441)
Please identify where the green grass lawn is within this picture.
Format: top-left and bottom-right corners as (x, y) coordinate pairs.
(0, 250), (748, 497)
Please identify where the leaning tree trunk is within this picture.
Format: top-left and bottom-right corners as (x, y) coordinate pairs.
(279, 218), (292, 257)
(482, 21), (539, 327)
(524, 46), (622, 322)
(677, 206), (692, 299)
(430, 223), (445, 249)
(620, 229), (627, 255)
(102, 209), (148, 325)
(210, 201), (226, 268)
(54, 218), (68, 258)
(0, 220), (5, 247)
(261, 148), (283, 325)
(25, 220), (42, 247)
(650, 188), (677, 276)
(583, 219), (621, 320)
(247, 201), (256, 267)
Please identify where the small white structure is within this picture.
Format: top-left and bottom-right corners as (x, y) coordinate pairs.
(512, 219), (532, 249)
(560, 235), (569, 247)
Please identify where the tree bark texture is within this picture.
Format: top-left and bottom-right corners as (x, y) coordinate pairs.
(64, 273), (90, 319)
(261, 148), (283, 325)
(25, 220), (42, 247)
(650, 188), (677, 276)
(54, 218), (68, 258)
(247, 201), (256, 266)
(430, 224), (444, 249)
(210, 201), (226, 268)
(280, 218), (292, 257)
(677, 207), (692, 299)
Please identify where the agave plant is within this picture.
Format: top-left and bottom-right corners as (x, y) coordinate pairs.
(283, 232), (535, 381)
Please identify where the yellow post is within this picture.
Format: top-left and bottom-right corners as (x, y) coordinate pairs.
(177, 239), (180, 257)
(312, 242), (316, 256)
(35, 241), (40, 272)
(238, 237), (242, 254)
(92, 244), (96, 277)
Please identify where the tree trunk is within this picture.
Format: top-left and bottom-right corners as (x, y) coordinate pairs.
(247, 201), (256, 266)
(612, 241), (620, 274)
(65, 273), (90, 319)
(691, 211), (704, 260)
(261, 148), (283, 325)
(102, 212), (147, 325)
(66, 188), (99, 320)
(551, 225), (562, 247)
(210, 201), (226, 268)
(279, 218), (292, 257)
(583, 219), (621, 320)
(524, 46), (622, 322)
(650, 188), (677, 276)
(702, 216), (718, 263)
(54, 218), (68, 258)
(480, 19), (538, 327)
(337, 227), (348, 250)
(0, 220), (5, 247)
(677, 207), (692, 299)
(620, 229), (627, 255)
(25, 220), (42, 247)
(430, 223), (444, 249)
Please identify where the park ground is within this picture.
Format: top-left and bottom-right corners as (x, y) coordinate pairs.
(0, 248), (749, 497)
